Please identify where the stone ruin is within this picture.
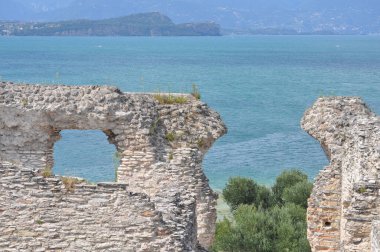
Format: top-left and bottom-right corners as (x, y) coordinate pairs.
(3, 81), (380, 252)
(0, 82), (227, 251)
(302, 97), (380, 251)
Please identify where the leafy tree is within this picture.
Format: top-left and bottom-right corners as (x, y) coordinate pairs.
(272, 169), (308, 205)
(213, 169), (313, 252)
(212, 204), (310, 252)
(282, 180), (313, 208)
(222, 177), (273, 210)
(273, 204), (310, 252)
(212, 218), (240, 251)
(256, 183), (274, 209)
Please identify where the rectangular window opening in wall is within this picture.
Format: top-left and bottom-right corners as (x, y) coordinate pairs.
(53, 130), (120, 182)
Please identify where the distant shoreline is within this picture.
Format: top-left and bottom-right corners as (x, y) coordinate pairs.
(1, 11), (377, 37)
(0, 12), (221, 37)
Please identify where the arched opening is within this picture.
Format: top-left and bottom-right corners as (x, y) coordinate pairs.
(53, 130), (120, 182)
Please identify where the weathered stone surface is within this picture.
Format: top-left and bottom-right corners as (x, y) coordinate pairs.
(0, 82), (227, 251)
(302, 97), (380, 252)
(372, 220), (380, 252)
(0, 162), (197, 251)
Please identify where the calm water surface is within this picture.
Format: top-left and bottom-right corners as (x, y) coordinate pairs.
(1, 36), (379, 189)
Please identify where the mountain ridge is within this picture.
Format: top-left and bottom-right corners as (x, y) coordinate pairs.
(0, 12), (221, 36)
(1, 0), (380, 34)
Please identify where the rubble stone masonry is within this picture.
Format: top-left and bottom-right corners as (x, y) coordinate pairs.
(302, 97), (380, 252)
(0, 82), (227, 251)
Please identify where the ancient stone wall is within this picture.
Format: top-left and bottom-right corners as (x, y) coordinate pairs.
(371, 220), (380, 252)
(302, 97), (380, 251)
(0, 82), (227, 251)
(0, 162), (198, 251)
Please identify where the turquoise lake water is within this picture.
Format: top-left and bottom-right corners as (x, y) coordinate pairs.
(1, 36), (380, 190)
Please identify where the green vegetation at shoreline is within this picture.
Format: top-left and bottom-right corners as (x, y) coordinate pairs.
(213, 169), (313, 252)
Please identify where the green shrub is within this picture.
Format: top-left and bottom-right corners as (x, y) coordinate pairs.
(256, 184), (275, 209)
(283, 181), (313, 208)
(272, 169), (308, 205)
(222, 177), (273, 210)
(357, 186), (366, 194)
(197, 138), (205, 149)
(21, 98), (28, 107)
(213, 170), (313, 252)
(149, 117), (160, 135)
(212, 204), (310, 252)
(153, 94), (187, 104)
(212, 218), (235, 251)
(191, 84), (201, 100)
(41, 167), (52, 178)
(62, 177), (81, 192)
(165, 132), (176, 142)
(271, 204), (311, 252)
